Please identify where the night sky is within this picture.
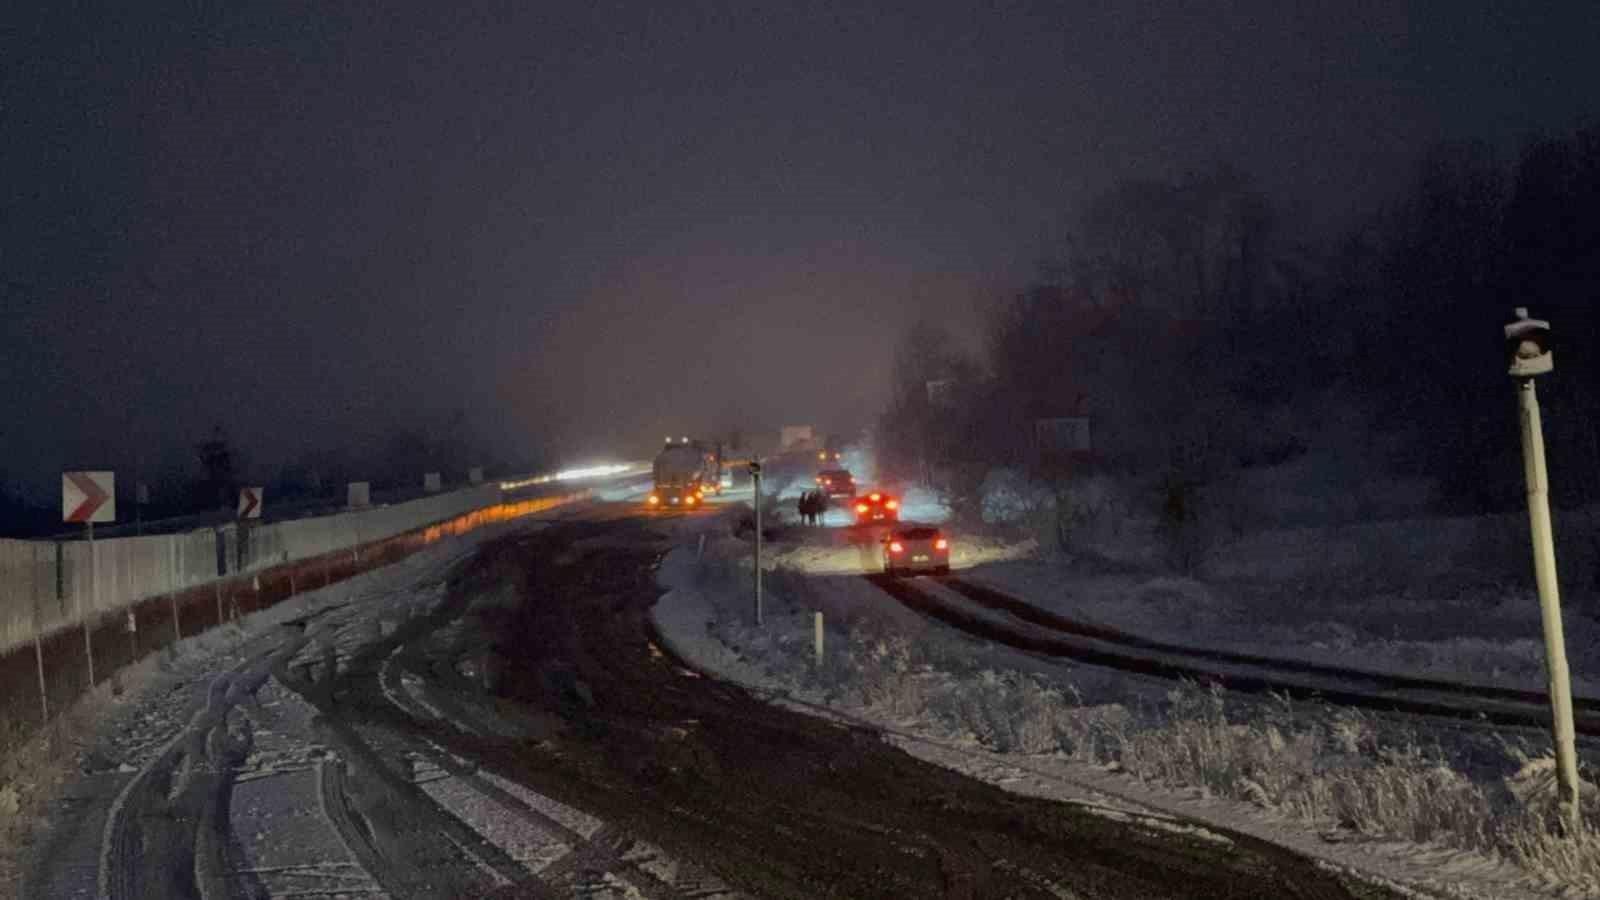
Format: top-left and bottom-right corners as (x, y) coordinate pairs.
(4, 1), (1597, 499)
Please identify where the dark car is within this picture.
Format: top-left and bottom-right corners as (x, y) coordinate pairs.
(852, 491), (899, 524)
(881, 526), (950, 575)
(816, 469), (856, 498)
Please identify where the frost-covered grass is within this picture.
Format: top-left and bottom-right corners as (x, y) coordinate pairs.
(673, 540), (1600, 895)
(953, 463), (1600, 696)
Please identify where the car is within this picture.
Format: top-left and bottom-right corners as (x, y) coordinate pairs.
(881, 526), (950, 576)
(816, 469), (856, 498)
(816, 449), (843, 464)
(852, 490), (899, 524)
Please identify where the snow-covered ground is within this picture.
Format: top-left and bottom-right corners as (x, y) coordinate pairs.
(7, 511), (733, 900)
(961, 508), (1600, 699)
(654, 515), (1600, 899)
(789, 463), (1600, 704)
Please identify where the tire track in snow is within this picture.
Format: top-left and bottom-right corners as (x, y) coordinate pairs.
(97, 631), (307, 900)
(373, 651), (720, 899)
(280, 663), (526, 898)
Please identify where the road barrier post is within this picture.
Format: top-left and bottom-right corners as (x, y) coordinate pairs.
(169, 536), (181, 645)
(750, 461), (763, 626)
(1506, 307), (1580, 834)
(814, 611), (823, 664)
(32, 543), (48, 725)
(84, 521), (96, 686)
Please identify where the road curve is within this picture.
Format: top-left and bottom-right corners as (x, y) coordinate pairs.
(24, 509), (1416, 899)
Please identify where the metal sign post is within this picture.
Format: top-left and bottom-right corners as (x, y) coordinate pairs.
(750, 461), (763, 626)
(63, 471), (115, 687)
(85, 520), (95, 685)
(1505, 308), (1580, 834)
(237, 487), (263, 573)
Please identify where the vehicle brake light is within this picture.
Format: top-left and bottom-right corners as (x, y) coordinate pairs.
(889, 542), (904, 554)
(685, 495), (696, 505)
(885, 499), (898, 510)
(648, 495), (660, 505)
(870, 493), (880, 501)
(934, 538), (948, 550)
(855, 503), (868, 513)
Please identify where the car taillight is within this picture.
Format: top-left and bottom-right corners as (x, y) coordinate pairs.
(648, 495), (660, 505)
(855, 503), (868, 513)
(685, 495), (696, 505)
(885, 499), (898, 510)
(889, 542), (904, 554)
(934, 538), (948, 550)
(869, 492), (880, 501)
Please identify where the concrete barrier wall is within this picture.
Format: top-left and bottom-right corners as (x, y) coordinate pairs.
(0, 486), (592, 755)
(0, 541), (51, 661)
(234, 484), (503, 574)
(1, 484), (516, 658)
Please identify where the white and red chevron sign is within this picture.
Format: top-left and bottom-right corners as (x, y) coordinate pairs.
(62, 471), (115, 523)
(238, 486), (263, 520)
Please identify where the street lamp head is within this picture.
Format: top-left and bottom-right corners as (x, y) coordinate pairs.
(1505, 308), (1553, 378)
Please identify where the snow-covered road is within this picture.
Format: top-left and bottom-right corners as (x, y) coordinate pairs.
(20, 511), (736, 900)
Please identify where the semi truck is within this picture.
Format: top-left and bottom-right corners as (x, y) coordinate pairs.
(648, 438), (722, 509)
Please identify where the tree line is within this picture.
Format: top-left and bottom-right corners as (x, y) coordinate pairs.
(880, 126), (1600, 535)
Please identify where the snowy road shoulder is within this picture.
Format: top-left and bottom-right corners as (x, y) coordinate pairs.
(653, 540), (1588, 900)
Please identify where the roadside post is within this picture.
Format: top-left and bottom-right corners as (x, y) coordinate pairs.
(1505, 307), (1580, 833)
(814, 611), (824, 664)
(63, 471), (115, 686)
(750, 460), (763, 626)
(237, 487), (263, 574)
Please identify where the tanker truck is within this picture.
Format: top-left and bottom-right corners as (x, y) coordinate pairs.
(648, 438), (722, 510)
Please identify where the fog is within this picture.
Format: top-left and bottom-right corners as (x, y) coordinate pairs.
(4, 1), (1598, 524)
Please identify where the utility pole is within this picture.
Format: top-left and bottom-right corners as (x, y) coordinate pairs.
(750, 460), (763, 626)
(1505, 307), (1580, 834)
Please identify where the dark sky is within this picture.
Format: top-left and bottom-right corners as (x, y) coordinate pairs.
(4, 1), (1598, 498)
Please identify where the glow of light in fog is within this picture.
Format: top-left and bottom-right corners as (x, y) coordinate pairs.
(500, 462), (643, 490)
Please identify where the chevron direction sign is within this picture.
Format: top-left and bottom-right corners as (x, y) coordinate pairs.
(63, 471), (115, 523)
(238, 486), (264, 520)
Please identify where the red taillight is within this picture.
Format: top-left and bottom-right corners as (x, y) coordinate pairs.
(870, 492), (881, 501)
(889, 542), (904, 554)
(855, 503), (868, 513)
(934, 538), (948, 550)
(885, 499), (898, 510)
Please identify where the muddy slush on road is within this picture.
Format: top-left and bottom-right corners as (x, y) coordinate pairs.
(373, 518), (1403, 899)
(24, 513), (1412, 898)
